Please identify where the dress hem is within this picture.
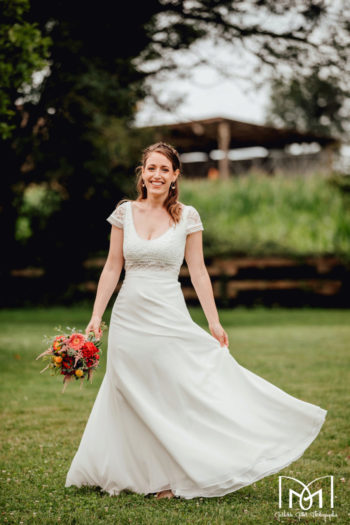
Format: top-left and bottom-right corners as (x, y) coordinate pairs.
(65, 406), (327, 500)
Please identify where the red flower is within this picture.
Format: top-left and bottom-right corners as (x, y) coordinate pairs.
(82, 341), (98, 359)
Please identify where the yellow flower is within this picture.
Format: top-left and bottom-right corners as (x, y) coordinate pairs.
(75, 369), (84, 377)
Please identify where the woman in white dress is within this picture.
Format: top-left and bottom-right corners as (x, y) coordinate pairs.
(65, 141), (327, 500)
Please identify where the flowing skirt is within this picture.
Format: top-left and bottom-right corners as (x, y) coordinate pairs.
(65, 270), (327, 499)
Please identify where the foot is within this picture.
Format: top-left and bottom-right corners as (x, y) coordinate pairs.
(156, 489), (175, 499)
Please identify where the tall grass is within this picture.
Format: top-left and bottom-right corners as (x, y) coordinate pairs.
(180, 172), (350, 259)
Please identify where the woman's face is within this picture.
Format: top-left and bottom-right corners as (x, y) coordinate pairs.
(142, 151), (179, 196)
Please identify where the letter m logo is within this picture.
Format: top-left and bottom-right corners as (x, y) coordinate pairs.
(278, 475), (334, 510)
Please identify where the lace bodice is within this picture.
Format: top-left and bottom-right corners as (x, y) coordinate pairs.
(106, 200), (204, 277)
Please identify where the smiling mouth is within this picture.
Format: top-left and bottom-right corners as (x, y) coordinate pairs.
(150, 181), (164, 186)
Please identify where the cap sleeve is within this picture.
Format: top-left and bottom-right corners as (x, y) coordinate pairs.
(186, 205), (204, 235)
(106, 201), (127, 229)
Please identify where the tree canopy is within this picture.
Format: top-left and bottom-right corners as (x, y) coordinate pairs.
(0, 0), (51, 139)
(265, 67), (350, 139)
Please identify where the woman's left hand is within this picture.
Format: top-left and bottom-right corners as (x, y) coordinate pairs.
(209, 321), (229, 348)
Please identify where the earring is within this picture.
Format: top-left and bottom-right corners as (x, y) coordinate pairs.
(171, 182), (176, 190)
(142, 180), (145, 187)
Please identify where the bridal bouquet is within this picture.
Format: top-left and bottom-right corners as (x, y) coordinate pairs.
(36, 322), (108, 393)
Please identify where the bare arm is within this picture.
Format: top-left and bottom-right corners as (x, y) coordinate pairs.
(85, 225), (124, 336)
(184, 231), (229, 347)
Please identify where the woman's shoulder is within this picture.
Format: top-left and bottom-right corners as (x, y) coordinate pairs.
(107, 199), (129, 229)
(177, 202), (201, 220)
(178, 201), (197, 213)
(183, 204), (204, 234)
(176, 202), (191, 221)
(180, 202), (200, 215)
(115, 199), (131, 209)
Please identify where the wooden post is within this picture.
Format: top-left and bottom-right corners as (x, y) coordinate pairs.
(217, 120), (231, 179)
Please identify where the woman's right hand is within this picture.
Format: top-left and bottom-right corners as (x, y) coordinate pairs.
(85, 314), (102, 339)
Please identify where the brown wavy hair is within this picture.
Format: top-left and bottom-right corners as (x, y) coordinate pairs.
(116, 142), (183, 224)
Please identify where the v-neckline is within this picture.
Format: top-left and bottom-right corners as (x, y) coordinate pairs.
(129, 201), (183, 242)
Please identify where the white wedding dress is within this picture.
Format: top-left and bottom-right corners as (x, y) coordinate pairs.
(65, 200), (327, 499)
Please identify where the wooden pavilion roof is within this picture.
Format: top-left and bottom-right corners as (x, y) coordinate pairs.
(139, 116), (339, 153)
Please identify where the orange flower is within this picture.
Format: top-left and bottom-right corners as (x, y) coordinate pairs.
(53, 335), (66, 351)
(68, 333), (85, 350)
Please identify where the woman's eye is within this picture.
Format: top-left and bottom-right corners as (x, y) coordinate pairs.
(147, 167), (169, 172)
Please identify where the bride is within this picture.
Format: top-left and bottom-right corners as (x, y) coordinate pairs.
(65, 141), (327, 500)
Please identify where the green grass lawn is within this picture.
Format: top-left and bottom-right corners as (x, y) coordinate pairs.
(0, 306), (349, 524)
